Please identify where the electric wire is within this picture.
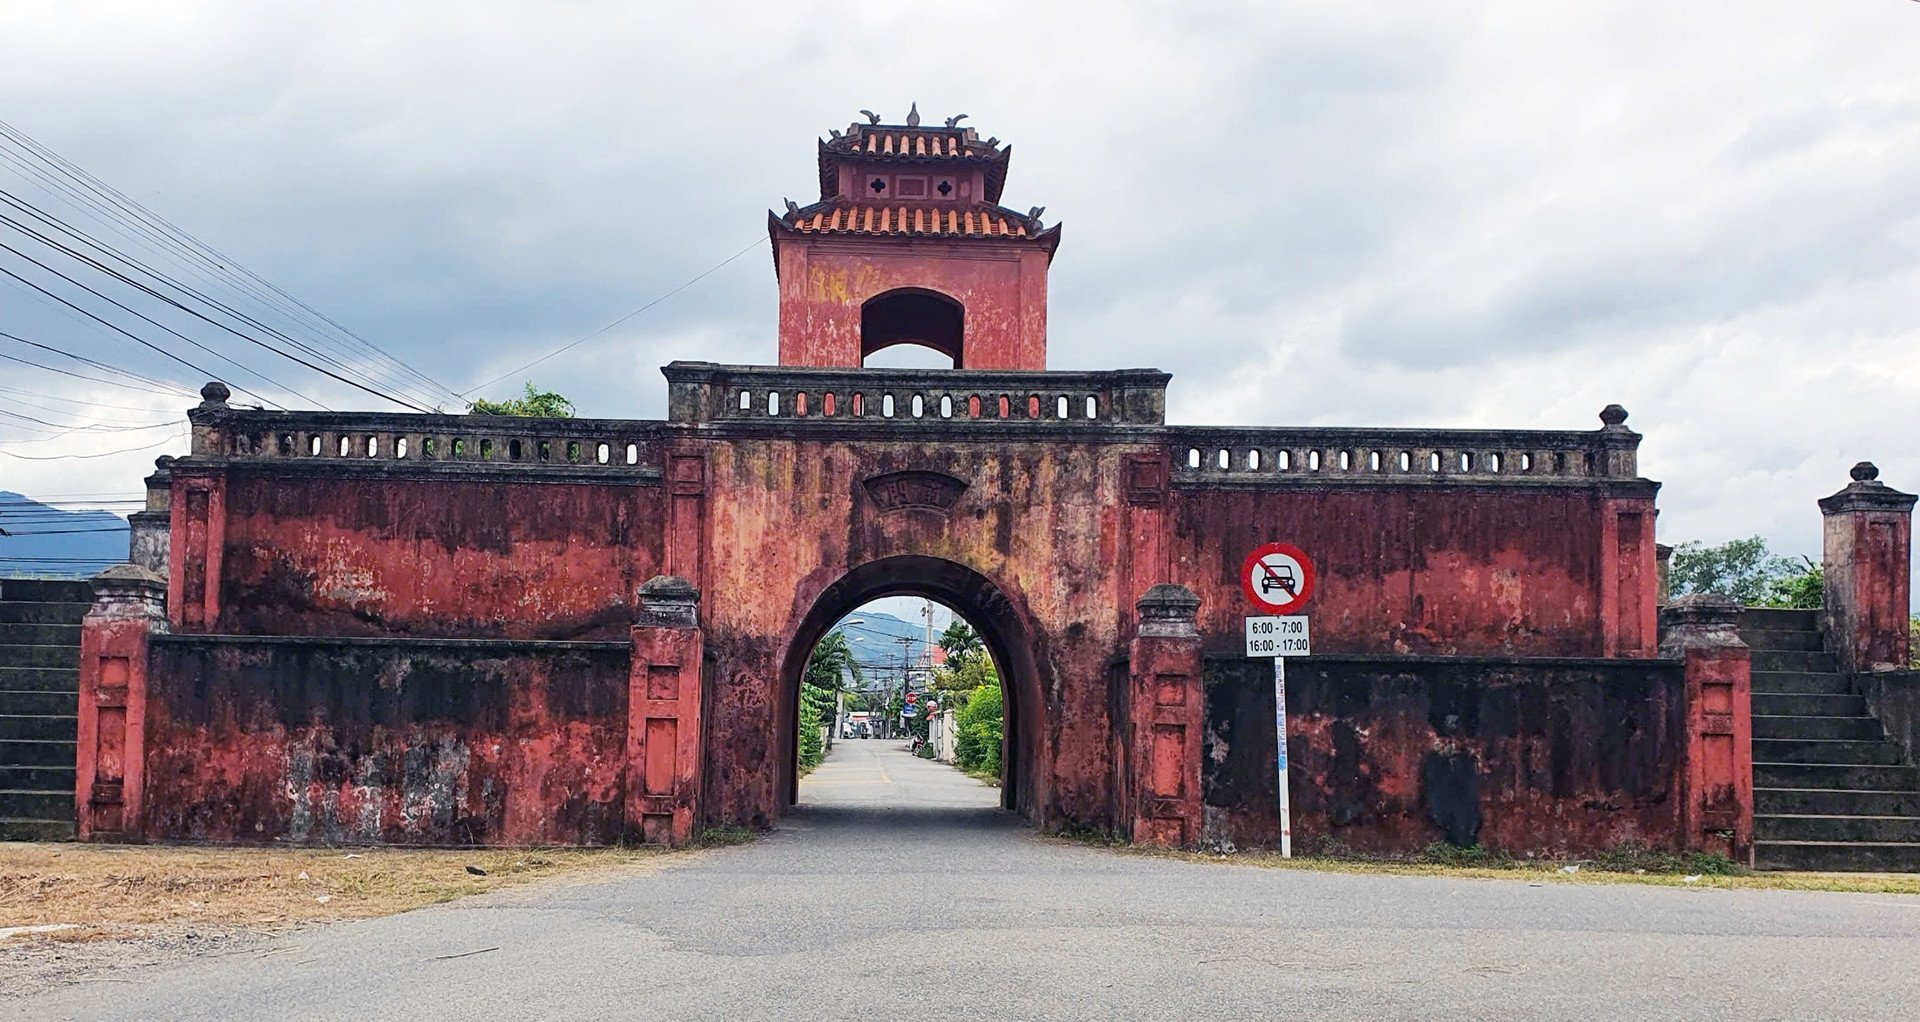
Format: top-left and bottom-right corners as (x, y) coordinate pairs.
(463, 235), (767, 397)
(0, 430), (185, 459)
(0, 192), (447, 412)
(0, 120), (465, 408)
(0, 331), (197, 395)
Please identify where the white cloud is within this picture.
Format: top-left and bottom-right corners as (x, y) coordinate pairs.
(1, 0), (1916, 585)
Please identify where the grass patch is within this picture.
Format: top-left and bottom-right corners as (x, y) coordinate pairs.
(1055, 835), (1920, 895)
(0, 842), (673, 941)
(691, 826), (757, 848)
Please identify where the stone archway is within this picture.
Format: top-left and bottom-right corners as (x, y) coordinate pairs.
(774, 555), (1048, 819)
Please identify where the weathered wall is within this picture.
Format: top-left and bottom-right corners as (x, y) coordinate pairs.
(775, 239), (1050, 370)
(1170, 486), (1654, 658)
(690, 433), (1148, 833)
(1857, 670), (1920, 769)
(143, 636), (629, 845)
(200, 474), (662, 640)
(1202, 654), (1686, 855)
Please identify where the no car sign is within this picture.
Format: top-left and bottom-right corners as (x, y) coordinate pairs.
(1240, 542), (1315, 614)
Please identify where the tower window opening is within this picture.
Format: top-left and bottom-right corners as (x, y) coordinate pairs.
(870, 177), (886, 193)
(860, 288), (964, 368)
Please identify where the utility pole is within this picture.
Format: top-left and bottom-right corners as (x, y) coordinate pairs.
(894, 635), (915, 742)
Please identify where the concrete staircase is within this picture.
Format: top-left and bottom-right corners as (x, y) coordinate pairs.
(1747, 608), (1920, 871)
(0, 579), (89, 841)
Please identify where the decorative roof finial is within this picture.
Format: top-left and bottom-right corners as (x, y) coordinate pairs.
(859, 109), (880, 125)
(1598, 404), (1629, 429)
(783, 198), (800, 218)
(906, 102), (920, 128)
(945, 113), (968, 128)
(1851, 461), (1880, 483)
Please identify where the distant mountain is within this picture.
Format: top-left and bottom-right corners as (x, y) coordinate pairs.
(0, 491), (129, 578)
(828, 610), (938, 673)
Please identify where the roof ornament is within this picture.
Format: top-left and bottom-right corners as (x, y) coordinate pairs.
(905, 102), (921, 127)
(828, 128), (842, 138)
(945, 113), (968, 128)
(1027, 206), (1046, 221)
(985, 137), (999, 147)
(784, 198), (801, 218)
(859, 109), (880, 125)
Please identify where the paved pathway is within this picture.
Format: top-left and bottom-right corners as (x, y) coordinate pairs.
(8, 739), (1920, 1021)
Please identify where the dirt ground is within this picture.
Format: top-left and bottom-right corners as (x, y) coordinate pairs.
(0, 841), (676, 996)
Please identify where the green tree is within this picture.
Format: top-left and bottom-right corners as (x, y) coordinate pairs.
(938, 620), (982, 660)
(796, 680), (834, 772)
(807, 630), (861, 689)
(1669, 536), (1799, 606)
(1766, 557), (1823, 609)
(469, 382), (576, 418)
(932, 649), (997, 697)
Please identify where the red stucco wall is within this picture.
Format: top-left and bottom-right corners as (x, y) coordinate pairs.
(775, 238), (1050, 370)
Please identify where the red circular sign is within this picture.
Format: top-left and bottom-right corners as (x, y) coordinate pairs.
(1240, 542), (1315, 614)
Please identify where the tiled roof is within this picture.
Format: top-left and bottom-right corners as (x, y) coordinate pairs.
(818, 124), (1011, 202)
(828, 127), (994, 159)
(778, 201), (1049, 241)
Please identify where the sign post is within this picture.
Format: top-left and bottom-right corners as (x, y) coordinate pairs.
(1241, 543), (1315, 859)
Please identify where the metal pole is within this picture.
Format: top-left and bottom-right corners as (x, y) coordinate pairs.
(1275, 655), (1291, 859)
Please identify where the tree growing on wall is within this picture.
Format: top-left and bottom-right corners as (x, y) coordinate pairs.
(469, 382), (576, 417)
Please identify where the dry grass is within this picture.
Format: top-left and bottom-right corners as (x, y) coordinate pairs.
(1094, 843), (1920, 895)
(0, 842), (673, 941)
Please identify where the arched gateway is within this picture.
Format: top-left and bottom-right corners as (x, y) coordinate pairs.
(73, 111), (1756, 864)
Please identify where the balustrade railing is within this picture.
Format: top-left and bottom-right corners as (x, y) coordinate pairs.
(662, 362), (1171, 427)
(1168, 406), (1641, 483)
(186, 385), (658, 470)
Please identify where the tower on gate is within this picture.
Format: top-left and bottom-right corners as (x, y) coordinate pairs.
(768, 107), (1062, 370)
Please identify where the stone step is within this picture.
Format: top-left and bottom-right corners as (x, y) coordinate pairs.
(1752, 692), (1867, 717)
(0, 715), (78, 741)
(0, 579), (92, 603)
(0, 690), (78, 715)
(1754, 738), (1901, 766)
(1739, 608), (1820, 631)
(0, 644), (81, 670)
(0, 666), (78, 692)
(0, 788), (71, 819)
(1757, 814), (1920, 843)
(0, 602), (89, 625)
(1740, 629), (1825, 652)
(1750, 650), (1839, 673)
(1756, 840), (1920, 872)
(0, 622), (81, 645)
(1754, 762), (1920, 791)
(1751, 671), (1852, 695)
(0, 738), (75, 766)
(0, 817), (73, 841)
(1756, 787), (1920, 817)
(0, 764), (73, 790)
(1752, 715), (1886, 742)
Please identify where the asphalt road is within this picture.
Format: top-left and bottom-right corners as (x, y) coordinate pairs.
(9, 739), (1920, 1021)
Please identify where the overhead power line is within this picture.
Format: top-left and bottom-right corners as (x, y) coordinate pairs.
(0, 119), (465, 409)
(463, 235), (767, 398)
(0, 192), (446, 412)
(0, 430), (185, 460)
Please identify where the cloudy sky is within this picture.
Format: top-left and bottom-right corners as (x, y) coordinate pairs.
(2, 0), (1917, 579)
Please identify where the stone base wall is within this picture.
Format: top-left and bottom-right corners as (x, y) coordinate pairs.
(1202, 654), (1687, 856)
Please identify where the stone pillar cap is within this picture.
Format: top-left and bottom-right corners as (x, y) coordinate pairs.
(1137, 583), (1200, 638)
(1819, 461), (1917, 515)
(636, 575), (700, 628)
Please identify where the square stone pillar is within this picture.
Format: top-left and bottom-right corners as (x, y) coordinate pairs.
(75, 564), (168, 841)
(1659, 595), (1753, 865)
(1820, 462), (1915, 674)
(627, 576), (705, 846)
(1127, 583), (1203, 849)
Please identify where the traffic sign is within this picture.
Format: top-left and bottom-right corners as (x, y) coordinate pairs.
(1240, 542), (1315, 614)
(1245, 616), (1311, 658)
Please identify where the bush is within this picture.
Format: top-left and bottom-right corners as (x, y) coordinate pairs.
(797, 681), (833, 772)
(953, 686), (1003, 774)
